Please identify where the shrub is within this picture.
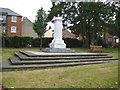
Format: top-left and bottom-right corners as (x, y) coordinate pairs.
(2, 36), (33, 48)
(2, 36), (82, 48)
(42, 38), (53, 47)
(32, 38), (40, 47)
(102, 42), (108, 48)
(64, 38), (83, 48)
(32, 38), (53, 47)
(23, 37), (33, 47)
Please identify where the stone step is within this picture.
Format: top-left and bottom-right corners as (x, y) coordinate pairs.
(15, 52), (112, 60)
(20, 51), (107, 57)
(2, 51), (119, 70)
(2, 60), (117, 70)
(10, 55), (118, 65)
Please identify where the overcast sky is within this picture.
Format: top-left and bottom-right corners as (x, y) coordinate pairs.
(0, 0), (52, 22)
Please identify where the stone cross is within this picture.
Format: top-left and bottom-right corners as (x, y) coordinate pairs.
(50, 17), (66, 48)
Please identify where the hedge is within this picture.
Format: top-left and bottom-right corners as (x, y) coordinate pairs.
(2, 36), (82, 48)
(2, 36), (33, 48)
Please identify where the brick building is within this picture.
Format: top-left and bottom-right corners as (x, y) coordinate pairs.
(0, 8), (22, 36)
(104, 32), (119, 47)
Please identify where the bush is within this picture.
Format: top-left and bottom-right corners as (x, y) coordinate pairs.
(102, 42), (108, 48)
(96, 38), (103, 46)
(22, 37), (33, 47)
(2, 36), (33, 48)
(42, 38), (53, 47)
(64, 38), (83, 48)
(96, 37), (109, 48)
(32, 38), (40, 47)
(2, 36), (82, 48)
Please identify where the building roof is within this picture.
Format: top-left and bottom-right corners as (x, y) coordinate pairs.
(62, 29), (77, 39)
(0, 8), (22, 16)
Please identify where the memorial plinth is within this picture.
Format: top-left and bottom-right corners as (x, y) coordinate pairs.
(43, 17), (75, 53)
(49, 17), (66, 48)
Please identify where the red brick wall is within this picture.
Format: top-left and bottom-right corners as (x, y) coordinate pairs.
(6, 15), (22, 36)
(104, 33), (113, 44)
(104, 32), (117, 47)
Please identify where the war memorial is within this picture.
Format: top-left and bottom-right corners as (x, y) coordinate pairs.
(2, 17), (118, 70)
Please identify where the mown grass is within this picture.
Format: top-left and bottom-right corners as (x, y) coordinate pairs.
(73, 47), (119, 59)
(2, 48), (40, 60)
(0, 48), (2, 62)
(2, 62), (118, 88)
(103, 48), (119, 59)
(2, 47), (119, 88)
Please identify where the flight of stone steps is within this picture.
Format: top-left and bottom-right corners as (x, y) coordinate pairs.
(2, 51), (119, 70)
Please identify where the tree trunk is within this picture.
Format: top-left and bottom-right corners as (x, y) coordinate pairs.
(84, 18), (91, 49)
(91, 19), (98, 45)
(81, 34), (85, 48)
(39, 36), (42, 50)
(84, 32), (90, 49)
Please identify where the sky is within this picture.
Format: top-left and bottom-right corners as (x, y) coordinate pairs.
(0, 0), (52, 22)
(0, 0), (116, 29)
(0, 0), (117, 22)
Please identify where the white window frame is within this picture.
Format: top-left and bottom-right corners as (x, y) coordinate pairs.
(2, 27), (6, 33)
(116, 38), (119, 43)
(11, 16), (17, 22)
(11, 26), (16, 33)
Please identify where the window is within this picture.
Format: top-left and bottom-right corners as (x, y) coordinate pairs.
(108, 37), (113, 42)
(2, 15), (6, 20)
(11, 26), (16, 33)
(11, 16), (17, 22)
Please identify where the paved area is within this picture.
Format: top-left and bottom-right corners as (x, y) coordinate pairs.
(26, 51), (106, 55)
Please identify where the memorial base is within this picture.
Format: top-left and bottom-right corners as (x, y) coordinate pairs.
(49, 40), (66, 48)
(42, 48), (75, 53)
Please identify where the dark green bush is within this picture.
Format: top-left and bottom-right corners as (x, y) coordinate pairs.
(64, 38), (83, 48)
(32, 38), (53, 47)
(96, 38), (103, 46)
(23, 37), (33, 47)
(2, 36), (82, 48)
(42, 38), (53, 47)
(102, 42), (108, 48)
(32, 38), (40, 47)
(2, 36), (33, 48)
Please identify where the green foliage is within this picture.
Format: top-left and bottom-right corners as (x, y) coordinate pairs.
(47, 2), (117, 48)
(2, 36), (82, 48)
(32, 38), (82, 48)
(32, 38), (52, 47)
(33, 7), (47, 49)
(64, 38), (82, 48)
(108, 2), (120, 38)
(32, 38), (40, 47)
(2, 36), (33, 48)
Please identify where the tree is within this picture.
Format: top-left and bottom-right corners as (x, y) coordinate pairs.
(47, 2), (116, 48)
(116, 2), (120, 39)
(33, 7), (47, 50)
(107, 1), (120, 39)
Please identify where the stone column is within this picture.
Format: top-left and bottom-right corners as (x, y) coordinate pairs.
(50, 17), (66, 48)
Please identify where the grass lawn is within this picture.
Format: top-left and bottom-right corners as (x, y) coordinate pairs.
(0, 48), (2, 62)
(2, 47), (119, 88)
(2, 48), (40, 61)
(73, 47), (119, 59)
